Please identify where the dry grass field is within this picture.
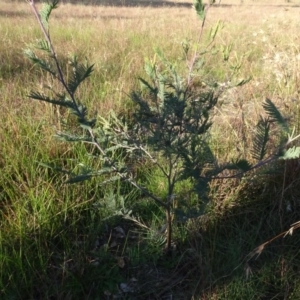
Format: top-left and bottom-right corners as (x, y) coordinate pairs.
(2, 0), (300, 299)
(2, 0), (300, 140)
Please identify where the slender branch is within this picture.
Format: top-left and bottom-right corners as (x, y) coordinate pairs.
(27, 0), (82, 117)
(247, 222), (300, 261)
(165, 205), (172, 252)
(87, 128), (167, 208)
(287, 132), (300, 144)
(217, 130), (300, 180)
(211, 156), (277, 180)
(187, 4), (210, 86)
(138, 145), (169, 178)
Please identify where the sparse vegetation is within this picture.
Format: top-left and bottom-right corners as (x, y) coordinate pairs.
(2, 0), (300, 299)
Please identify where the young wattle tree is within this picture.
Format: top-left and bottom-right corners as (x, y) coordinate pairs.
(25, 0), (300, 253)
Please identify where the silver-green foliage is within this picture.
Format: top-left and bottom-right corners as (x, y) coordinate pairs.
(251, 99), (300, 165)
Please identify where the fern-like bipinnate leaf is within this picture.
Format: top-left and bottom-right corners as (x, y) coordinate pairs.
(193, 0), (206, 20)
(279, 146), (300, 160)
(252, 118), (270, 161)
(28, 91), (74, 108)
(40, 0), (59, 29)
(263, 98), (289, 133)
(24, 49), (57, 76)
(55, 132), (91, 142)
(66, 174), (93, 184)
(227, 159), (252, 172)
(144, 60), (156, 80)
(35, 39), (51, 54)
(67, 56), (94, 94)
(139, 77), (157, 95)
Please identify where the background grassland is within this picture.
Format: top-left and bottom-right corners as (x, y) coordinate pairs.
(1, 0), (300, 299)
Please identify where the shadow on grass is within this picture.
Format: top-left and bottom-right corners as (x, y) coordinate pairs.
(191, 161), (300, 298)
(2, 160), (300, 299)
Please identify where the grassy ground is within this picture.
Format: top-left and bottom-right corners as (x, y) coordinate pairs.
(1, 0), (300, 299)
